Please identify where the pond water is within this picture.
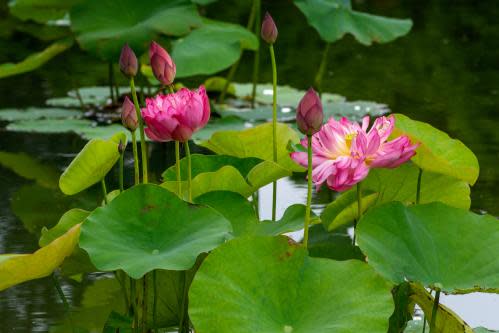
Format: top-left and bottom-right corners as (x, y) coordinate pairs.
(0, 0), (498, 332)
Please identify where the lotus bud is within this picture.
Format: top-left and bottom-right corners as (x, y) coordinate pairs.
(149, 41), (176, 86)
(296, 88), (323, 135)
(119, 44), (138, 77)
(121, 96), (138, 132)
(261, 12), (278, 44)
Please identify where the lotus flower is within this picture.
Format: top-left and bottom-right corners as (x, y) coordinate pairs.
(150, 41), (176, 85)
(141, 86), (210, 142)
(291, 115), (419, 191)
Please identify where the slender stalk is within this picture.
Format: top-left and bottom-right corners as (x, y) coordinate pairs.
(219, 57), (241, 103)
(130, 77), (148, 183)
(175, 141), (182, 196)
(74, 87), (85, 110)
(269, 44), (278, 221)
(314, 43), (331, 97)
(303, 134), (313, 248)
(251, 0), (261, 108)
(119, 144), (124, 192)
(114, 271), (129, 311)
(101, 178), (108, 205)
(185, 141), (192, 202)
(416, 168), (423, 204)
(178, 271), (189, 333)
(52, 273), (74, 333)
(108, 62), (115, 104)
(422, 314), (427, 333)
(429, 289), (441, 333)
(141, 277), (148, 333)
(353, 182), (362, 245)
(115, 83), (120, 103)
(252, 191), (260, 219)
(153, 271), (158, 333)
(132, 131), (140, 185)
(130, 279), (138, 333)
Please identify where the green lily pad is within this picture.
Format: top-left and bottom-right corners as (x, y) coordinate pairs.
(192, 116), (248, 142)
(70, 0), (202, 60)
(161, 154), (290, 199)
(8, 0), (77, 23)
(46, 86), (131, 107)
(293, 0), (412, 45)
(0, 107), (82, 122)
(307, 224), (364, 261)
(39, 208), (90, 246)
(321, 162), (471, 231)
(59, 132), (125, 195)
(357, 202), (499, 293)
(393, 114), (479, 185)
(0, 151), (60, 188)
(189, 236), (394, 332)
(80, 184), (232, 279)
(0, 38), (73, 78)
(474, 328), (499, 333)
(0, 224), (81, 291)
(200, 122), (304, 171)
(173, 19), (258, 77)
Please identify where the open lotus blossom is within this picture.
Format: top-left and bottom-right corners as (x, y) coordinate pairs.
(291, 115), (419, 191)
(141, 86), (210, 142)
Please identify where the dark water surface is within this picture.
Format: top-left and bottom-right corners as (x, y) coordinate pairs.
(0, 0), (498, 332)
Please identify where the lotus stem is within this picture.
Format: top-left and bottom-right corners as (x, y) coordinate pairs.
(101, 178), (108, 205)
(422, 314), (427, 333)
(251, 0), (261, 108)
(130, 77), (148, 184)
(303, 134), (313, 248)
(153, 271), (158, 333)
(141, 277), (148, 333)
(252, 191), (260, 219)
(175, 141), (182, 196)
(52, 273), (75, 333)
(130, 279), (138, 333)
(185, 141), (193, 202)
(119, 144), (124, 192)
(353, 182), (362, 245)
(178, 271), (189, 333)
(219, 57), (241, 104)
(269, 44), (278, 221)
(108, 62), (115, 104)
(416, 168), (423, 204)
(314, 42), (331, 97)
(430, 288), (441, 333)
(132, 131), (140, 185)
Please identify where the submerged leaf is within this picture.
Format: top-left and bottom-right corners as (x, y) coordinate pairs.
(0, 151), (60, 188)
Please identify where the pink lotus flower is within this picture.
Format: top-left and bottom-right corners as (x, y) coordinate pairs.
(291, 115), (419, 191)
(141, 86), (210, 142)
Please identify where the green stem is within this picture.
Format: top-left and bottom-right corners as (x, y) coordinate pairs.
(269, 44), (278, 221)
(430, 289), (441, 333)
(114, 271), (130, 311)
(141, 277), (148, 333)
(185, 141), (192, 202)
(416, 168), (423, 204)
(153, 271), (158, 333)
(353, 182), (362, 245)
(130, 77), (148, 183)
(219, 57), (241, 104)
(108, 62), (115, 104)
(101, 178), (108, 205)
(422, 314), (427, 333)
(52, 273), (74, 333)
(178, 271), (189, 333)
(175, 141), (182, 196)
(303, 134), (313, 248)
(130, 279), (138, 333)
(252, 191), (260, 219)
(115, 83), (120, 103)
(251, 0), (261, 108)
(119, 144), (124, 192)
(132, 131), (140, 185)
(314, 43), (331, 97)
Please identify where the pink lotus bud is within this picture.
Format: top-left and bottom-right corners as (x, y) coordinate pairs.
(261, 12), (278, 44)
(121, 96), (138, 132)
(149, 41), (176, 86)
(119, 44), (138, 77)
(296, 88), (324, 135)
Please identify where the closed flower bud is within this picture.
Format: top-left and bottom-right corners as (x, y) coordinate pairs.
(261, 12), (278, 44)
(118, 140), (125, 154)
(149, 41), (176, 86)
(121, 96), (138, 132)
(119, 44), (138, 77)
(296, 88), (324, 135)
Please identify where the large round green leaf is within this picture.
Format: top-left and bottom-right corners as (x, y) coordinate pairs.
(59, 132), (126, 195)
(321, 162), (471, 231)
(173, 20), (258, 77)
(70, 0), (202, 60)
(392, 114), (479, 185)
(293, 0), (412, 45)
(8, 0), (78, 23)
(200, 122), (304, 172)
(357, 202), (499, 293)
(80, 184), (232, 279)
(189, 236), (394, 332)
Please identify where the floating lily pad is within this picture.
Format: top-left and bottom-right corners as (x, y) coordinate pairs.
(192, 116), (248, 142)
(0, 224), (80, 291)
(189, 236), (394, 332)
(173, 19), (258, 77)
(80, 184), (232, 279)
(293, 0), (412, 45)
(393, 114), (479, 185)
(71, 0), (202, 60)
(0, 151), (60, 188)
(59, 132), (126, 195)
(321, 163), (471, 231)
(357, 202), (499, 293)
(0, 38), (73, 78)
(161, 154), (290, 199)
(0, 107), (82, 122)
(46, 86), (131, 107)
(200, 122), (303, 172)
